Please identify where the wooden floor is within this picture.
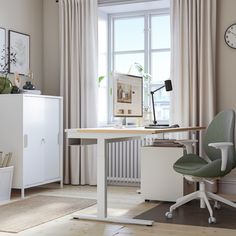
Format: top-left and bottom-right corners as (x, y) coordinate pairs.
(0, 184), (236, 236)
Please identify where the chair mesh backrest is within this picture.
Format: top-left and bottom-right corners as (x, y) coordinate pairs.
(204, 110), (236, 168)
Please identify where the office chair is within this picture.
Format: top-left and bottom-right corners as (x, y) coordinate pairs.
(165, 110), (236, 224)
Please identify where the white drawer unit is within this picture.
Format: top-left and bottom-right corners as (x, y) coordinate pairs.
(141, 146), (184, 202)
(0, 94), (63, 197)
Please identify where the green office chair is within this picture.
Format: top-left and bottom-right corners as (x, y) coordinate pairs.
(165, 110), (236, 224)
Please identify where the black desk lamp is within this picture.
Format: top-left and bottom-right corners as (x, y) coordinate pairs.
(149, 80), (172, 127)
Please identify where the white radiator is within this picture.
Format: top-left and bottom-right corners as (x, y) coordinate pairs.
(107, 139), (142, 186)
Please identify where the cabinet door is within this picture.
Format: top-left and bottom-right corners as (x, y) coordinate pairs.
(141, 147), (184, 202)
(23, 97), (45, 186)
(43, 98), (60, 181)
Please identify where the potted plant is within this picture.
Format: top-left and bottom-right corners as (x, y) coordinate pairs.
(0, 48), (17, 94)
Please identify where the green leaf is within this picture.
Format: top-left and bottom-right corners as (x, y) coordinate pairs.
(98, 75), (105, 84)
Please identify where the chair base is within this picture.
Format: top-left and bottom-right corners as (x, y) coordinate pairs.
(165, 181), (236, 224)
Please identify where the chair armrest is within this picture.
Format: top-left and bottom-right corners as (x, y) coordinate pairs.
(208, 142), (233, 171)
(176, 139), (198, 154)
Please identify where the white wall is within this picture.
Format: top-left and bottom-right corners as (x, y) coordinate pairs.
(43, 0), (60, 96)
(0, 0), (43, 91)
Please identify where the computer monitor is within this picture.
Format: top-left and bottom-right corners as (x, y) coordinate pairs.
(113, 73), (143, 118)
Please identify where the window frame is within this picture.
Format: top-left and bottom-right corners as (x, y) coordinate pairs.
(107, 8), (170, 124)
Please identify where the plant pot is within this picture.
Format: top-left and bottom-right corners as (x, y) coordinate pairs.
(0, 76), (13, 94)
(0, 166), (14, 202)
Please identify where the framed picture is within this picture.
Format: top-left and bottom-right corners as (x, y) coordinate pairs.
(0, 27), (6, 72)
(113, 73), (143, 117)
(8, 30), (30, 75)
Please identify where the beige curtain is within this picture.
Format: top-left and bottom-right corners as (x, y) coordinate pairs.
(170, 0), (217, 135)
(59, 0), (98, 185)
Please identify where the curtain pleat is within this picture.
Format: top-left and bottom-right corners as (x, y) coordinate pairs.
(170, 0), (217, 148)
(59, 0), (98, 185)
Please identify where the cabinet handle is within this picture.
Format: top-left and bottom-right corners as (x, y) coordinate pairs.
(24, 134), (28, 148)
(58, 133), (60, 145)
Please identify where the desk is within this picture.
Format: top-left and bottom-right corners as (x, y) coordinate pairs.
(65, 126), (205, 226)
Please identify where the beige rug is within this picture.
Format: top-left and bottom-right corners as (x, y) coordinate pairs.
(0, 195), (96, 233)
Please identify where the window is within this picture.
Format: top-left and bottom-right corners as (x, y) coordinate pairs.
(98, 4), (170, 125)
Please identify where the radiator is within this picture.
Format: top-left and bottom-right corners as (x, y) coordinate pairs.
(107, 139), (143, 186)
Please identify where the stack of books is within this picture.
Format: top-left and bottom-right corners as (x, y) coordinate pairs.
(22, 89), (41, 95)
(151, 139), (184, 147)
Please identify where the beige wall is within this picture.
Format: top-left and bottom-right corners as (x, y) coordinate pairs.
(1, 0), (235, 104)
(0, 0), (43, 91)
(216, 0), (236, 112)
(43, 0), (60, 96)
(216, 0), (236, 185)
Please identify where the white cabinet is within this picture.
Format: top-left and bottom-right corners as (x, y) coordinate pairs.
(140, 146), (184, 202)
(0, 94), (63, 197)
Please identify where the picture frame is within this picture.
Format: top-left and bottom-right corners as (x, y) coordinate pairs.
(8, 30), (30, 75)
(0, 27), (6, 72)
(113, 73), (143, 117)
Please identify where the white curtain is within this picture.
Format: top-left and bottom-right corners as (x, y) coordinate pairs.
(59, 0), (98, 185)
(170, 0), (217, 134)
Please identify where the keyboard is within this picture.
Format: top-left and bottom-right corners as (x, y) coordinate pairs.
(144, 124), (179, 129)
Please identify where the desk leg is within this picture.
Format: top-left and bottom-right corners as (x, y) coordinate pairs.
(97, 138), (107, 218)
(73, 137), (153, 226)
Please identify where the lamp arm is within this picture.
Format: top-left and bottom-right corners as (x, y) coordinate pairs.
(151, 92), (157, 125)
(150, 85), (165, 125)
(151, 85), (165, 94)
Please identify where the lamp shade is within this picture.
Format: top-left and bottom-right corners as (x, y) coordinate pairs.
(164, 80), (172, 91)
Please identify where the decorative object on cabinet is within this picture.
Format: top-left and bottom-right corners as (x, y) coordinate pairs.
(0, 43), (17, 94)
(0, 77), (12, 94)
(23, 81), (35, 90)
(11, 73), (21, 94)
(22, 89), (41, 95)
(8, 30), (30, 75)
(0, 27), (12, 94)
(0, 94), (63, 198)
(23, 70), (36, 92)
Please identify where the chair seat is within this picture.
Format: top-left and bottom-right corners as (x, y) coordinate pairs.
(173, 153), (229, 177)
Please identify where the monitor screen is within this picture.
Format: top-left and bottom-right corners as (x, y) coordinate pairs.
(113, 73), (143, 117)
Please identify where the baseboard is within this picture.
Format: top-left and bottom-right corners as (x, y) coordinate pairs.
(218, 177), (236, 195)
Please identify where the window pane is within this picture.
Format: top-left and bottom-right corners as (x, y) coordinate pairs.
(151, 15), (170, 49)
(151, 51), (170, 83)
(152, 83), (170, 122)
(98, 54), (107, 86)
(114, 53), (144, 75)
(98, 87), (108, 123)
(114, 17), (144, 51)
(154, 102), (170, 121)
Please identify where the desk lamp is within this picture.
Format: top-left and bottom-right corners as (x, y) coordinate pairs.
(149, 79), (172, 128)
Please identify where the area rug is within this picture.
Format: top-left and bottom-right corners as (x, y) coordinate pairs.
(0, 195), (96, 233)
(134, 200), (236, 229)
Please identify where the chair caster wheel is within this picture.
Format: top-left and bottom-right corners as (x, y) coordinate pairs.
(165, 212), (173, 219)
(214, 202), (221, 210)
(208, 217), (216, 224)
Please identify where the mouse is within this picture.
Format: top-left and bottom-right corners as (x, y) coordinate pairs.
(169, 124), (180, 128)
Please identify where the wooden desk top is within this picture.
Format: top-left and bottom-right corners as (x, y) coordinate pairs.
(66, 126), (206, 135)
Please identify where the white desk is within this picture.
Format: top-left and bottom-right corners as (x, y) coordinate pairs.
(65, 126), (205, 226)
